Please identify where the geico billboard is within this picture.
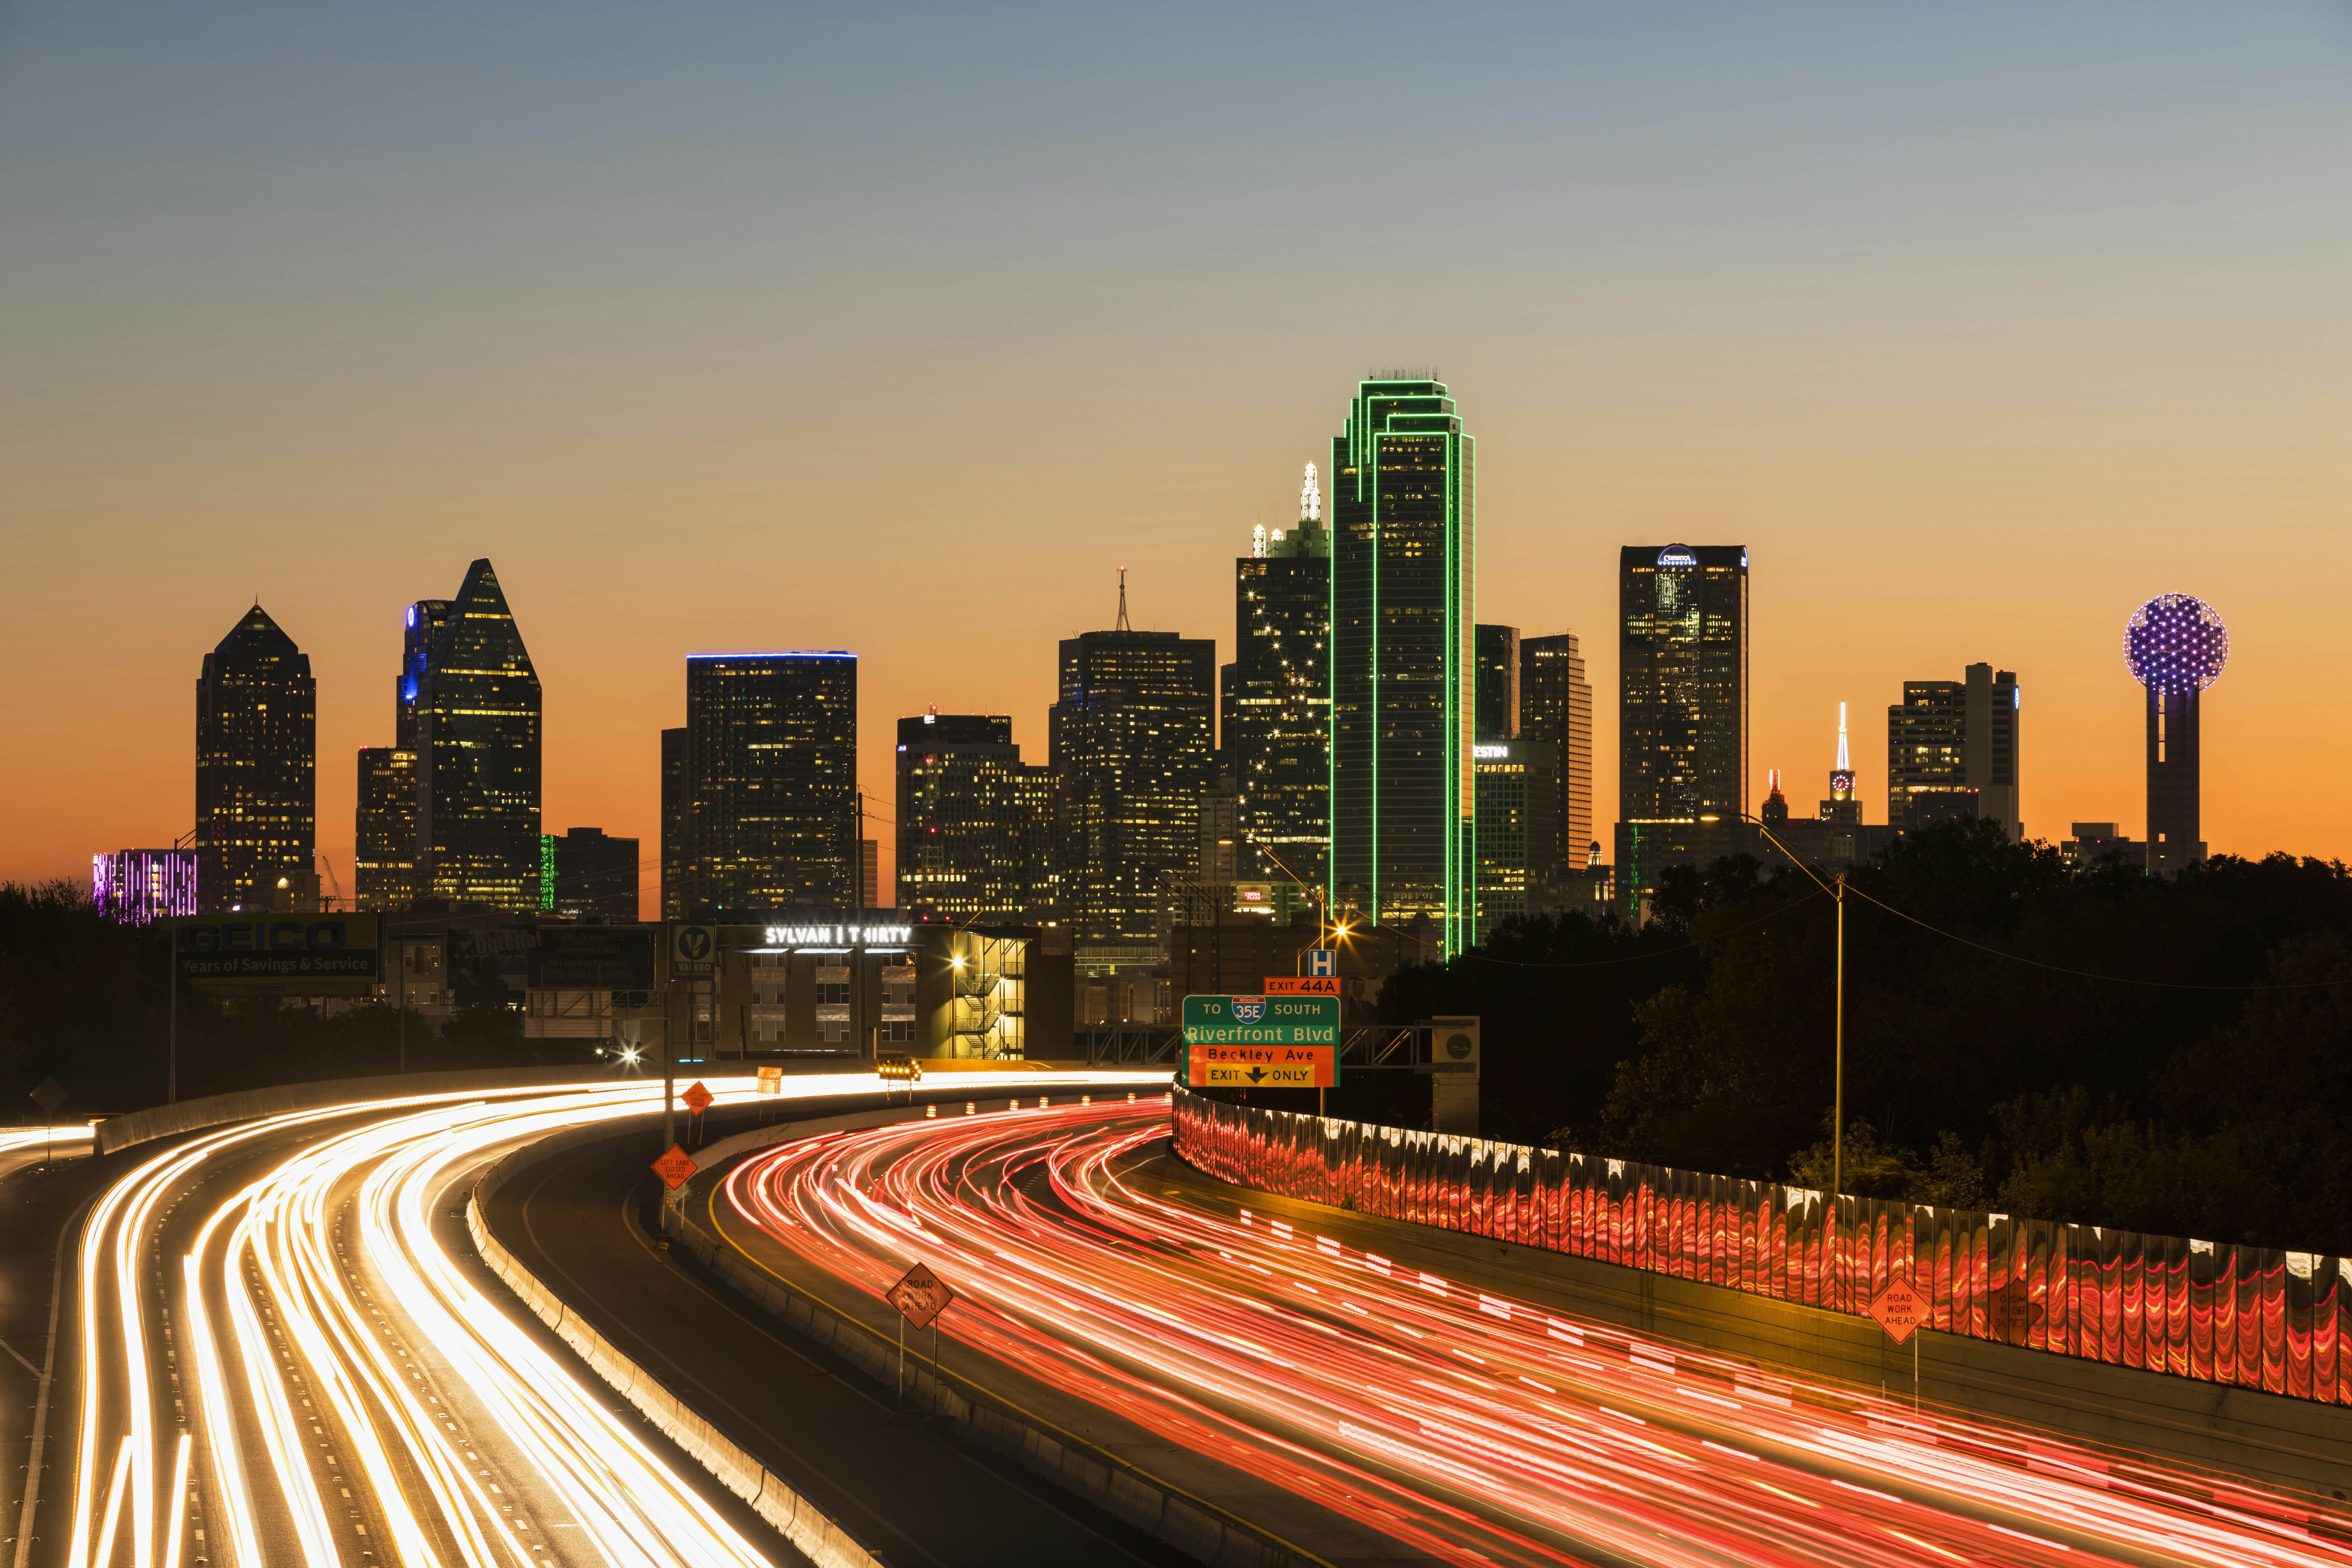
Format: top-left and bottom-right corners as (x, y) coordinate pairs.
(176, 914), (381, 986)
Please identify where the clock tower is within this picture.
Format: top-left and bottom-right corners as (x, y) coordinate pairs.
(1821, 703), (1862, 826)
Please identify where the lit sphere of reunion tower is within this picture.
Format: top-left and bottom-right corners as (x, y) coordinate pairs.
(2124, 593), (2227, 875)
(2123, 593), (2228, 694)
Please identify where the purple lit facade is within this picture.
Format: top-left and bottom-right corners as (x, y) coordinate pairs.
(92, 849), (199, 924)
(2124, 594), (2227, 876)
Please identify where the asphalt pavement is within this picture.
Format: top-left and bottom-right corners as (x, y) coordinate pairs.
(485, 1119), (1197, 1568)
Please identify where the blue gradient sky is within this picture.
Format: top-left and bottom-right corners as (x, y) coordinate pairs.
(5, 3), (2348, 902)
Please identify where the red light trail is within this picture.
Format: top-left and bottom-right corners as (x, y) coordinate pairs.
(723, 1097), (2352, 1568)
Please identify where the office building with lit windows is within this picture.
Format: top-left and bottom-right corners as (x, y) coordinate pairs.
(1886, 663), (2022, 838)
(1474, 739), (1558, 942)
(895, 711), (1057, 923)
(195, 604), (316, 912)
(1050, 597), (1216, 950)
(1520, 632), (1593, 887)
(1222, 465), (1330, 889)
(354, 747), (418, 909)
(402, 559), (542, 908)
(1614, 544), (1747, 913)
(1328, 378), (1478, 958)
(680, 652), (859, 915)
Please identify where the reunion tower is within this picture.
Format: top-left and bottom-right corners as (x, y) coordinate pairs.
(2124, 594), (2228, 875)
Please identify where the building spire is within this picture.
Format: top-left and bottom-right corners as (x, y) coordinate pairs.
(1301, 462), (1322, 524)
(1115, 566), (1130, 631)
(1834, 701), (1850, 772)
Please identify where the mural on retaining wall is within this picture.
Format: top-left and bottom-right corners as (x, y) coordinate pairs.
(1171, 1087), (2352, 1405)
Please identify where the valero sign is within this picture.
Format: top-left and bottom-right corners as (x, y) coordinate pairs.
(174, 914), (380, 990)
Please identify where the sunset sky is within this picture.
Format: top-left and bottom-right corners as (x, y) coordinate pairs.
(4, 3), (2348, 912)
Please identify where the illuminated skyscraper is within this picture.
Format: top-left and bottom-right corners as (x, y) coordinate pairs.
(681, 652), (859, 913)
(1328, 379), (1477, 957)
(1222, 465), (1330, 888)
(896, 710), (1057, 923)
(195, 604), (315, 912)
(1474, 739), (1557, 942)
(401, 561), (541, 908)
(1051, 581), (1217, 948)
(1615, 544), (1747, 911)
(354, 747), (418, 909)
(1518, 632), (1592, 883)
(2126, 595), (2228, 875)
(1886, 664), (2018, 835)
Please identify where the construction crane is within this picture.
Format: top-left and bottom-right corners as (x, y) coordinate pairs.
(317, 854), (344, 912)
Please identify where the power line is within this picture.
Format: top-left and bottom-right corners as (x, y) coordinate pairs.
(1842, 882), (2352, 992)
(1451, 888), (1827, 969)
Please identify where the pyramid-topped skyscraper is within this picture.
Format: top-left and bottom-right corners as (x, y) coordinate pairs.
(408, 559), (542, 907)
(195, 604), (316, 911)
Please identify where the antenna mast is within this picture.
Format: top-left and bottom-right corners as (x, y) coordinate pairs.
(1115, 566), (1131, 631)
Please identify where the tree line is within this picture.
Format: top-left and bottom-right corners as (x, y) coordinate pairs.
(1354, 821), (2352, 1256)
(0, 880), (572, 1122)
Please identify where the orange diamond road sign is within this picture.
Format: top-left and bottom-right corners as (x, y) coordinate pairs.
(1869, 1280), (1930, 1345)
(886, 1261), (955, 1329)
(682, 1080), (714, 1115)
(652, 1145), (698, 1190)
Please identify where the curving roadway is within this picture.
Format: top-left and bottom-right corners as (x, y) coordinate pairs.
(716, 1096), (2352, 1568)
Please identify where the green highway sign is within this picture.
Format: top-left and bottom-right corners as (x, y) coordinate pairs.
(1181, 994), (1339, 1045)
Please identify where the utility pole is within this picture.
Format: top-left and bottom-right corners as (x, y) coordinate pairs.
(1742, 814), (1847, 1202)
(167, 921), (178, 1105)
(1833, 871), (1845, 1203)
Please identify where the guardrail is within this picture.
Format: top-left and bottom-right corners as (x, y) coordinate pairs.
(97, 1066), (621, 1154)
(469, 1125), (885, 1568)
(1172, 1086), (2352, 1407)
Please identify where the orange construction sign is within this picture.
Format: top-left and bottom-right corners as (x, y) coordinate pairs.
(652, 1144), (698, 1191)
(886, 1261), (956, 1329)
(1869, 1281), (1929, 1345)
(682, 1080), (714, 1115)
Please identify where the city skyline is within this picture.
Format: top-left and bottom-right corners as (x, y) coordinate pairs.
(3, 470), (2316, 917)
(7, 6), (2348, 910)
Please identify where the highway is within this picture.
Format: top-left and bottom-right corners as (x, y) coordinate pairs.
(719, 1096), (2352, 1568)
(47, 1072), (1152, 1568)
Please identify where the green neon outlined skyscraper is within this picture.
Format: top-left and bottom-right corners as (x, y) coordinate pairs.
(1327, 377), (1476, 959)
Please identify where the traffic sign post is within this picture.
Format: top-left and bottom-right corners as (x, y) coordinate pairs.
(29, 1077), (66, 1168)
(1264, 975), (1340, 996)
(1303, 948), (1336, 977)
(1181, 994), (1338, 1043)
(1182, 995), (1341, 1096)
(652, 1144), (698, 1203)
(1869, 1279), (1929, 1409)
(886, 1261), (955, 1409)
(681, 1079), (713, 1149)
(1184, 1042), (1337, 1089)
